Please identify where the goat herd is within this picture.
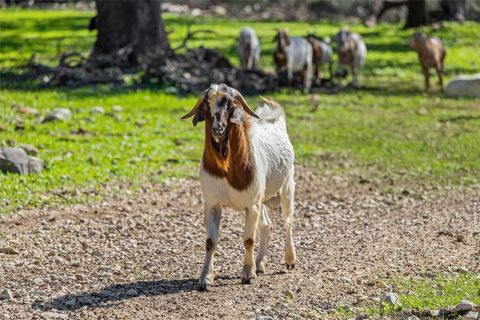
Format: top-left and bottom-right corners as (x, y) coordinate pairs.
(237, 27), (446, 92)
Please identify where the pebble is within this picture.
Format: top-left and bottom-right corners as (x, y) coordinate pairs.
(283, 289), (294, 300)
(42, 311), (68, 319)
(112, 105), (123, 113)
(42, 108), (71, 123)
(379, 292), (401, 308)
(126, 289), (138, 296)
(90, 106), (104, 114)
(0, 289), (14, 300)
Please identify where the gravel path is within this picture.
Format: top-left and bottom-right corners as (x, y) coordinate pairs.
(1, 168), (479, 319)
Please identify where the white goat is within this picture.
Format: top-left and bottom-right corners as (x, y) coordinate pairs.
(274, 29), (313, 92)
(181, 83), (296, 291)
(237, 27), (261, 71)
(334, 27), (367, 88)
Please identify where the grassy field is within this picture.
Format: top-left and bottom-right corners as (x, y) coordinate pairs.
(1, 9), (480, 213)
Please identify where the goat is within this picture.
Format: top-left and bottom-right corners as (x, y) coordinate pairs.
(334, 27), (367, 88)
(409, 32), (446, 92)
(273, 29), (313, 92)
(181, 84), (296, 291)
(237, 27), (261, 71)
(306, 33), (333, 85)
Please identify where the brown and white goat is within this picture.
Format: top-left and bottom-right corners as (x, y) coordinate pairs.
(182, 84), (296, 291)
(409, 32), (446, 92)
(273, 29), (313, 92)
(306, 33), (333, 85)
(334, 27), (367, 88)
(237, 27), (261, 71)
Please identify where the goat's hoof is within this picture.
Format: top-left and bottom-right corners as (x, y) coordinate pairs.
(241, 277), (254, 285)
(285, 263), (295, 270)
(198, 283), (212, 292)
(256, 261), (266, 274)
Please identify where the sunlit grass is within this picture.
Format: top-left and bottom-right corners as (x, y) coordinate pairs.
(0, 9), (479, 212)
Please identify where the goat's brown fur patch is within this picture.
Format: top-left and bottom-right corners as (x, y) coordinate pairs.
(203, 114), (255, 191)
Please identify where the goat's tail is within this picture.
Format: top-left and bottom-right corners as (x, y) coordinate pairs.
(255, 97), (286, 124)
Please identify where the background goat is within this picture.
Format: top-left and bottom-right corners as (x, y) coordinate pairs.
(274, 29), (313, 92)
(182, 84), (296, 291)
(334, 27), (367, 88)
(237, 27), (261, 71)
(306, 33), (333, 86)
(409, 32), (446, 92)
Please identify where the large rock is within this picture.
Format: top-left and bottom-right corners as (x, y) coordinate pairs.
(42, 108), (72, 123)
(445, 74), (480, 98)
(0, 147), (44, 175)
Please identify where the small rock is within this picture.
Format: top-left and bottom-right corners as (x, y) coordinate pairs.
(20, 144), (38, 156)
(42, 311), (68, 319)
(256, 316), (273, 320)
(406, 316), (419, 320)
(456, 234), (465, 242)
(283, 289), (295, 300)
(125, 289), (138, 296)
(0, 147), (43, 174)
(43, 108), (71, 123)
(90, 106), (104, 114)
(453, 300), (475, 313)
(17, 106), (39, 115)
(112, 105), (122, 113)
(0, 247), (19, 255)
(462, 311), (479, 319)
(0, 289), (14, 300)
(64, 298), (76, 306)
(380, 292), (401, 308)
(174, 138), (184, 146)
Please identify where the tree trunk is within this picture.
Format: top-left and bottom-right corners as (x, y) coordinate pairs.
(404, 0), (427, 28)
(91, 0), (171, 66)
(371, 0), (427, 29)
(440, 0), (466, 22)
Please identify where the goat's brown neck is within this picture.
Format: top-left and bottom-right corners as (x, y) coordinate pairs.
(203, 118), (255, 191)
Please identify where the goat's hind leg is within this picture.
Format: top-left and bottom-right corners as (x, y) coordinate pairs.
(280, 176), (296, 270)
(198, 205), (222, 291)
(255, 205), (271, 274)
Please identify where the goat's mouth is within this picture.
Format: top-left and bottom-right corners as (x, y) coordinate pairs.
(211, 131), (226, 143)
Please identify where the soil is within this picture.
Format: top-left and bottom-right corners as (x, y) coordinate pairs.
(0, 167), (479, 319)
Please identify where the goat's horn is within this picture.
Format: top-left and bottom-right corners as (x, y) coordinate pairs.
(231, 88), (259, 119)
(181, 90), (207, 120)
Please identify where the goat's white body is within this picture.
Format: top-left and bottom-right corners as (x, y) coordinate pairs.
(284, 37), (313, 91)
(237, 27), (261, 71)
(197, 97), (296, 289)
(200, 103), (294, 211)
(336, 32), (367, 87)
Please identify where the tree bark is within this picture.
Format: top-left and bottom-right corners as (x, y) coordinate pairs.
(370, 0), (427, 29)
(91, 0), (171, 66)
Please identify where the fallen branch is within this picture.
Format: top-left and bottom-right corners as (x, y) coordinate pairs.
(173, 24), (217, 51)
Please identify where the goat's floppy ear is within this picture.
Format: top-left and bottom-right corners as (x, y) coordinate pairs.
(231, 88), (259, 119)
(181, 91), (207, 127)
(230, 107), (244, 125)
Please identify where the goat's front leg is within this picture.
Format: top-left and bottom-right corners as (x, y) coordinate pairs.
(255, 205), (271, 274)
(241, 204), (260, 284)
(198, 205), (222, 291)
(423, 66), (430, 92)
(435, 64), (444, 92)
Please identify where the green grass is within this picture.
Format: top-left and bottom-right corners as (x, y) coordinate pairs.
(333, 273), (480, 319)
(1, 9), (480, 212)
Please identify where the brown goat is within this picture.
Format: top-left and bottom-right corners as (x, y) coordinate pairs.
(409, 32), (446, 92)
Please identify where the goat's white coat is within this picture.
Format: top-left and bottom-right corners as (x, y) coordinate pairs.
(284, 37), (313, 91)
(335, 31), (367, 87)
(198, 97), (296, 289)
(237, 27), (261, 70)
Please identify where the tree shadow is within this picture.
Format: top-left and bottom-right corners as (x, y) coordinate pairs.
(31, 278), (199, 311)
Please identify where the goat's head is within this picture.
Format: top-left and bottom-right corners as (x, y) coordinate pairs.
(409, 32), (425, 50)
(334, 27), (353, 53)
(306, 32), (316, 46)
(273, 28), (290, 49)
(181, 84), (259, 143)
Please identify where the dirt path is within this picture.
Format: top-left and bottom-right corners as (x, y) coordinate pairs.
(1, 168), (479, 319)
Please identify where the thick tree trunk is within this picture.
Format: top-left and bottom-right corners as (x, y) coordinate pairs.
(404, 0), (427, 28)
(440, 0), (466, 22)
(369, 0), (427, 29)
(91, 0), (171, 66)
